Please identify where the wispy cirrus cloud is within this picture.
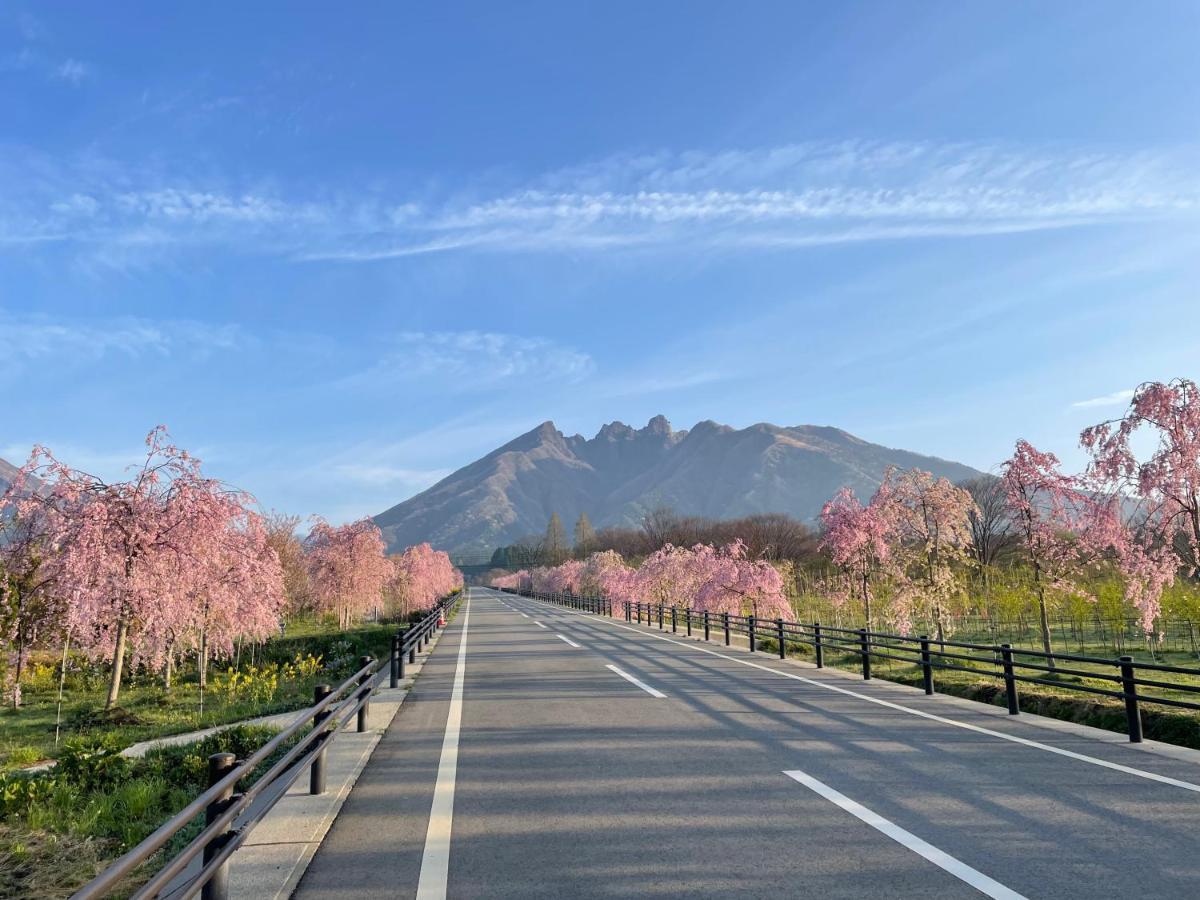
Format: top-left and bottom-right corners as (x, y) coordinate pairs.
(0, 312), (252, 382)
(3, 140), (1199, 266)
(337, 330), (595, 392)
(1071, 388), (1135, 409)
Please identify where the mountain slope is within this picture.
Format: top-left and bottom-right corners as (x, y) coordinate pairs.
(374, 416), (983, 553)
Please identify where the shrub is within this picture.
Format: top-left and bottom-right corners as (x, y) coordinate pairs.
(56, 737), (130, 791)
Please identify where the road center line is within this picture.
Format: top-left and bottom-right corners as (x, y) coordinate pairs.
(415, 594), (470, 900)
(534, 621), (548, 629)
(784, 769), (1027, 900)
(606, 663), (666, 698)
(556, 634), (582, 648)
(526, 597), (1200, 794)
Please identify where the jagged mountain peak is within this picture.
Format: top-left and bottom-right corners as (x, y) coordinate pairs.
(373, 417), (983, 553)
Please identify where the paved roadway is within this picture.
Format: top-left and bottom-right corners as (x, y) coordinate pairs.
(295, 587), (1200, 899)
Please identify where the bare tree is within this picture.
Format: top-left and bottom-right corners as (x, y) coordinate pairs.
(544, 513), (568, 564)
(959, 476), (1015, 577)
(573, 512), (596, 555)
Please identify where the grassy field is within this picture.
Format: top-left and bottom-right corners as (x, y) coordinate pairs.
(0, 724), (291, 899)
(0, 615), (416, 898)
(0, 618), (400, 772)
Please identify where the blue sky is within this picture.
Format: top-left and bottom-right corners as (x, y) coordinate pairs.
(3, 2), (1199, 522)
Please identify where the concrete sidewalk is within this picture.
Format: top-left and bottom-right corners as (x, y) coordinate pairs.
(224, 615), (455, 900)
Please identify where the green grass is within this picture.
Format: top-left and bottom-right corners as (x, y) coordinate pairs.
(0, 618), (400, 771)
(0, 724), (291, 899)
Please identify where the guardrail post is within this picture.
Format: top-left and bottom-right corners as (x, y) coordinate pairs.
(671, 606), (677, 633)
(390, 634), (400, 688)
(658, 604), (664, 630)
(310, 683), (332, 794)
(776, 618), (786, 659)
(858, 629), (871, 680)
(920, 635), (934, 695)
(814, 622), (823, 668)
(723, 612), (730, 646)
(203, 752), (237, 900)
(409, 634), (417, 665)
(748, 615), (756, 652)
(636, 602), (642, 625)
(357, 656), (373, 733)
(704, 610), (710, 641)
(1119, 656), (1143, 743)
(1000, 644), (1018, 714)
(686, 609), (693, 637)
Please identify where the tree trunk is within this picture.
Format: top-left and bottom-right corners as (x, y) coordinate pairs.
(106, 618), (130, 709)
(199, 630), (209, 690)
(55, 635), (71, 746)
(163, 649), (174, 692)
(11, 626), (26, 709)
(1036, 588), (1056, 671)
(1026, 554), (1056, 670)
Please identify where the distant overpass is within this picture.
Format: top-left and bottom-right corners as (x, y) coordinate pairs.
(449, 553), (501, 580)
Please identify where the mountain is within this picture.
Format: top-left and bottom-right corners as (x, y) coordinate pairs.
(0, 456), (42, 509)
(373, 416), (984, 554)
(0, 457), (29, 496)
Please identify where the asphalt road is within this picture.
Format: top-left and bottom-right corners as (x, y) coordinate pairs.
(294, 587), (1200, 899)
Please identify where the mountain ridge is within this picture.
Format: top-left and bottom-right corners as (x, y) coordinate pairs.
(373, 416), (984, 554)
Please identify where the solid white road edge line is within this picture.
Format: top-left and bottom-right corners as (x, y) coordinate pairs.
(509, 594), (1200, 795)
(784, 769), (1027, 900)
(414, 594), (470, 900)
(606, 663), (666, 698)
(556, 634), (582, 648)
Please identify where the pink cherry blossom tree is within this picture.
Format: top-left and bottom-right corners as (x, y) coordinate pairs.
(489, 571), (525, 590)
(306, 517), (395, 628)
(1000, 440), (1123, 667)
(874, 468), (977, 641)
(1081, 378), (1200, 629)
(634, 544), (711, 609)
(390, 543), (462, 616)
(0, 506), (64, 707)
(693, 541), (790, 619)
(819, 487), (894, 631)
(542, 558), (585, 595)
(0, 427), (286, 708)
(580, 550), (636, 605)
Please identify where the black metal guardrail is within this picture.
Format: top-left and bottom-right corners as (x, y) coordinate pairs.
(504, 588), (1200, 744)
(72, 592), (462, 900)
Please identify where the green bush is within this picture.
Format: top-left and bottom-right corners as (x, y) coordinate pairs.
(56, 737), (130, 791)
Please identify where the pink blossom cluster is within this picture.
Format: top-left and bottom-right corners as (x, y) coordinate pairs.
(0, 427), (287, 707)
(491, 541), (789, 618)
(305, 517), (395, 628)
(390, 542), (463, 614)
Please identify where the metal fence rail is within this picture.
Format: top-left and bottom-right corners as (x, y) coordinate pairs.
(506, 588), (1200, 744)
(71, 592), (462, 900)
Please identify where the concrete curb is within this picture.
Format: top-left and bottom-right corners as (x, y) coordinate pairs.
(228, 620), (453, 900)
